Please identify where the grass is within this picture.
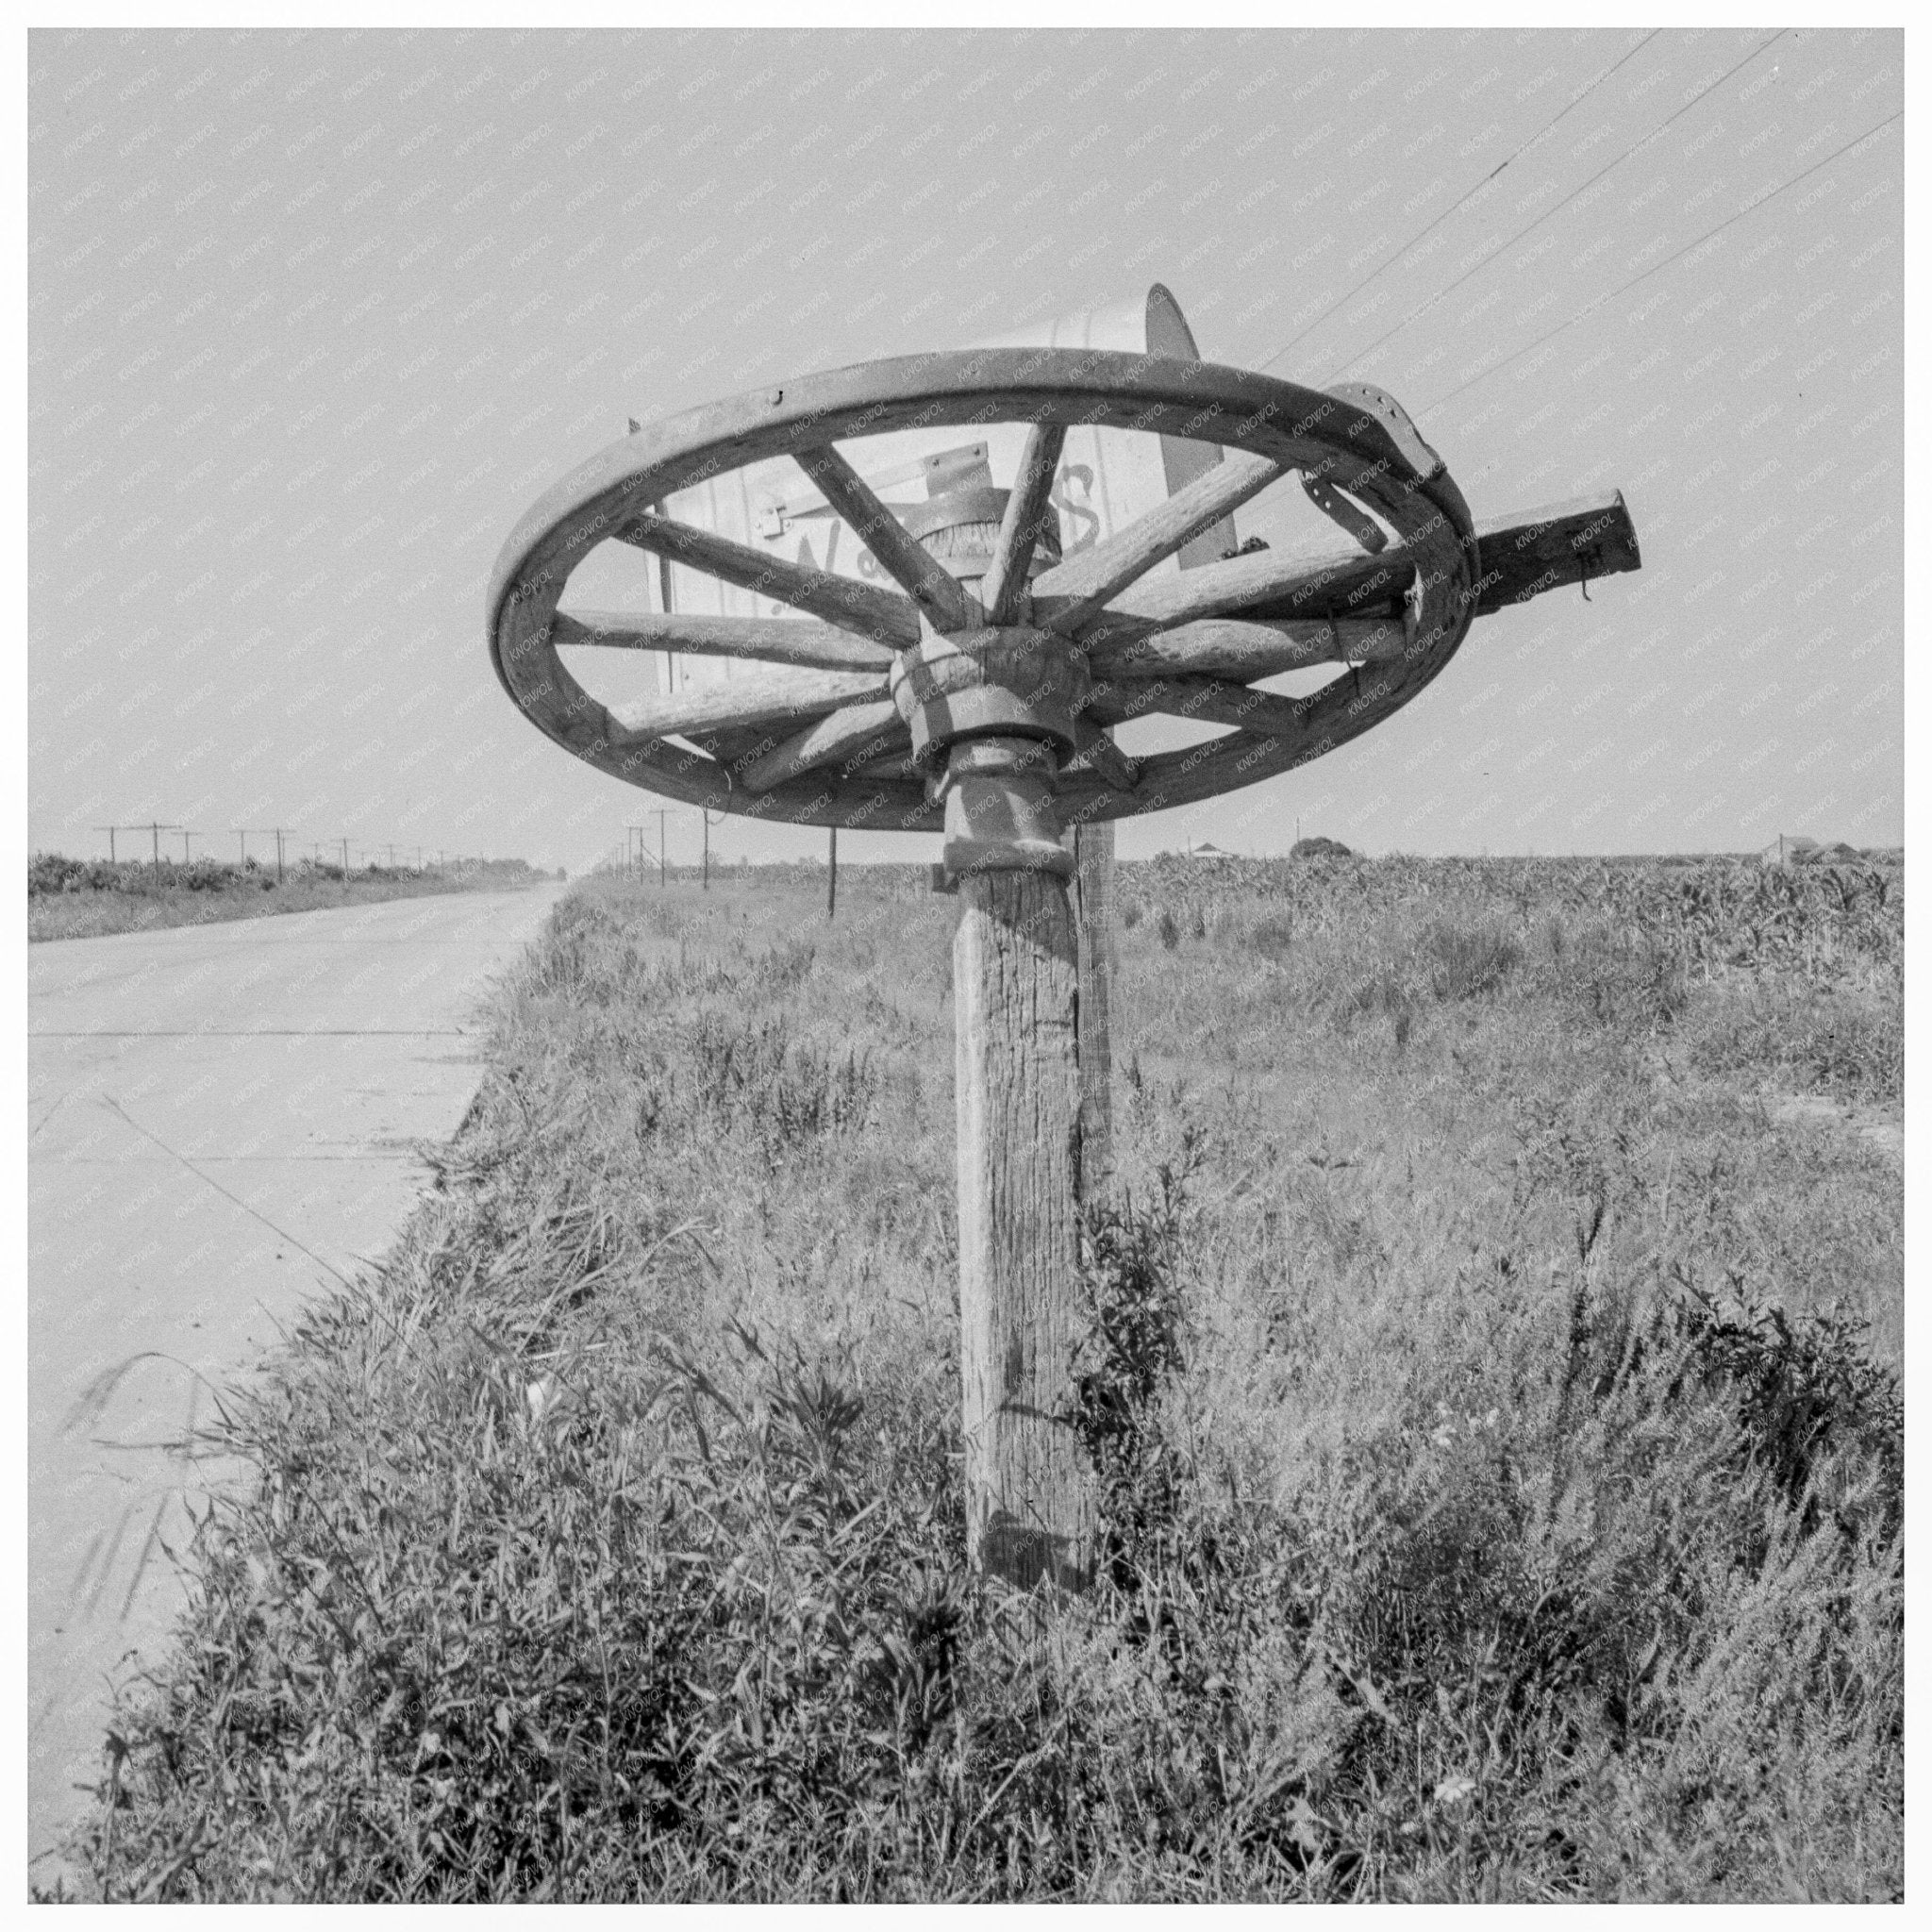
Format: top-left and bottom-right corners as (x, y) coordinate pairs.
(27, 853), (558, 942)
(67, 853), (1902, 1901)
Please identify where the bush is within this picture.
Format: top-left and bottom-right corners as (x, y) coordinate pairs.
(1690, 981), (1902, 1105)
(1250, 915), (1295, 964)
(1424, 920), (1522, 1001)
(28, 852), (89, 896)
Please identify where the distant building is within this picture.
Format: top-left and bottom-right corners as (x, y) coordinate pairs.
(1760, 835), (1860, 867)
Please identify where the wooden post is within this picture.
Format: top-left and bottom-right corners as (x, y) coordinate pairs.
(953, 858), (1094, 1592)
(1073, 820), (1116, 1203)
(895, 506), (1098, 1594)
(827, 825), (838, 921)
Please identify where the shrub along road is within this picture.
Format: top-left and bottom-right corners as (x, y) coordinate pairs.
(27, 881), (567, 1887)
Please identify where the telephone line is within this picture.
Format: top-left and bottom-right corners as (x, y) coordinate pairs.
(1257, 29), (1659, 375)
(1419, 109), (1903, 415)
(1328, 29), (1787, 382)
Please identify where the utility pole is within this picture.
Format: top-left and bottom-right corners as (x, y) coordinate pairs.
(653, 808), (669, 886)
(703, 807), (726, 891)
(140, 821), (180, 868)
(827, 825), (838, 922)
(269, 828), (291, 884)
(176, 830), (199, 863)
(94, 826), (121, 864)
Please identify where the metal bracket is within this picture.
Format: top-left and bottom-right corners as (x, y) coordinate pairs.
(1324, 380), (1445, 482)
(1300, 472), (1389, 555)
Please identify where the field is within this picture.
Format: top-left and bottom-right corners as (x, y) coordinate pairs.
(69, 852), (1902, 1902)
(27, 854), (558, 942)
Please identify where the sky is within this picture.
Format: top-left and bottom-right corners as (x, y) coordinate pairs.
(27, 25), (1905, 872)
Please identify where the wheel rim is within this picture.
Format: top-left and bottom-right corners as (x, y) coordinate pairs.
(489, 348), (1478, 831)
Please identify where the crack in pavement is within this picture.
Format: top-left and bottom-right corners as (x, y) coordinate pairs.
(97, 1093), (354, 1291)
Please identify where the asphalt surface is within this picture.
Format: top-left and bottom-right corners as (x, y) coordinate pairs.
(26, 881), (567, 1886)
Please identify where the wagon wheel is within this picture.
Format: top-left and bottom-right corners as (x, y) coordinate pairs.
(488, 351), (1481, 837)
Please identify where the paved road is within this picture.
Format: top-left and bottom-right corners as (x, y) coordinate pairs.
(26, 883), (567, 1885)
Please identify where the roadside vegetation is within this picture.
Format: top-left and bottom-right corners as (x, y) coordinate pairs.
(72, 852), (1902, 1902)
(27, 853), (558, 942)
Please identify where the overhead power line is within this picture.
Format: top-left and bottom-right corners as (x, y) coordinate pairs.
(1257, 29), (1660, 375)
(1419, 109), (1903, 414)
(1327, 29), (1788, 382)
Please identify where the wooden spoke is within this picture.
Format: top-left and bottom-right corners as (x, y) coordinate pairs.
(1068, 714), (1139, 793)
(741, 699), (908, 794)
(686, 723), (782, 785)
(794, 444), (987, 632)
(845, 750), (922, 781)
(980, 423), (1066, 625)
(609, 663), (887, 741)
(554, 609), (894, 672)
(617, 508), (923, 648)
(1047, 541), (1406, 651)
(1057, 489), (1641, 653)
(1085, 674), (1321, 738)
(1087, 614), (1407, 680)
(1029, 448), (1288, 636)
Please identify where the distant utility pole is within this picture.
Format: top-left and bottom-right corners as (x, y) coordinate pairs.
(93, 826), (122, 863)
(653, 808), (670, 886)
(175, 829), (200, 862)
(827, 825), (838, 922)
(624, 824), (644, 881)
(702, 807), (726, 891)
(137, 821), (180, 868)
(268, 828), (292, 884)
